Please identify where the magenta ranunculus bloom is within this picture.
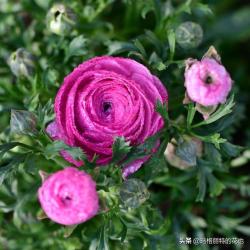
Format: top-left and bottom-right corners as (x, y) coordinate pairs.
(47, 56), (168, 176)
(184, 58), (232, 106)
(38, 167), (99, 225)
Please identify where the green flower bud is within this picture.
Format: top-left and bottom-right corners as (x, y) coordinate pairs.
(47, 3), (76, 36)
(8, 48), (36, 78)
(120, 178), (149, 208)
(175, 21), (203, 49)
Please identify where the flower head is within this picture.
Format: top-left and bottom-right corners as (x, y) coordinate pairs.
(38, 167), (99, 225)
(8, 48), (36, 78)
(184, 58), (232, 106)
(47, 3), (76, 36)
(47, 56), (168, 176)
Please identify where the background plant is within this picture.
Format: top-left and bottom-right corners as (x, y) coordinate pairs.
(0, 0), (249, 249)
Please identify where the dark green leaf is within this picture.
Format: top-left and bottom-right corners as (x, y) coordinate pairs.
(65, 35), (87, 61)
(221, 142), (243, 158)
(112, 137), (131, 164)
(10, 109), (37, 135)
(44, 141), (85, 162)
(192, 94), (235, 128)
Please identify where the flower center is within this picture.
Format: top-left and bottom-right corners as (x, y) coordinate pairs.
(61, 195), (72, 206)
(205, 75), (213, 84)
(103, 102), (112, 114)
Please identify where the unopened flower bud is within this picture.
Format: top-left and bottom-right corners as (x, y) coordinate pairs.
(8, 48), (36, 78)
(47, 3), (76, 36)
(164, 137), (203, 170)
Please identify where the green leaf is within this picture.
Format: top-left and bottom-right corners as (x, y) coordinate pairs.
(175, 0), (192, 15)
(207, 173), (225, 197)
(194, 3), (213, 16)
(65, 35), (87, 61)
(112, 137), (131, 164)
(0, 142), (32, 158)
(155, 100), (168, 124)
(185, 213), (207, 229)
(141, 0), (154, 19)
(221, 142), (243, 158)
(96, 225), (109, 250)
(196, 163), (207, 202)
(192, 94), (235, 128)
(193, 133), (226, 149)
(133, 39), (147, 58)
(236, 225), (250, 236)
(186, 103), (196, 129)
(122, 132), (160, 166)
(0, 154), (26, 185)
(106, 41), (137, 55)
(44, 141), (85, 162)
(205, 143), (222, 166)
(148, 52), (166, 71)
(64, 225), (78, 238)
(167, 29), (175, 60)
(37, 99), (54, 129)
(10, 109), (37, 135)
(118, 218), (127, 242)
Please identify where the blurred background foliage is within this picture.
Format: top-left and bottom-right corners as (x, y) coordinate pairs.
(0, 0), (250, 249)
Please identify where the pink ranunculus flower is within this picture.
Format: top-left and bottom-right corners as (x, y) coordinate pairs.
(184, 58), (232, 106)
(47, 56), (168, 176)
(38, 167), (99, 225)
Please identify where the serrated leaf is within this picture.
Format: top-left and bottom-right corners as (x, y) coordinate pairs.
(0, 154), (26, 185)
(112, 137), (131, 164)
(155, 100), (168, 124)
(65, 35), (87, 61)
(194, 133), (226, 149)
(10, 109), (37, 135)
(192, 94), (235, 128)
(122, 132), (160, 167)
(37, 99), (54, 129)
(44, 141), (85, 162)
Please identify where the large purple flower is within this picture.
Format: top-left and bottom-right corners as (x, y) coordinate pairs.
(47, 56), (168, 175)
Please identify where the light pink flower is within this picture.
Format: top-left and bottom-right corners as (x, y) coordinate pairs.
(38, 167), (99, 225)
(184, 58), (232, 106)
(47, 56), (168, 176)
